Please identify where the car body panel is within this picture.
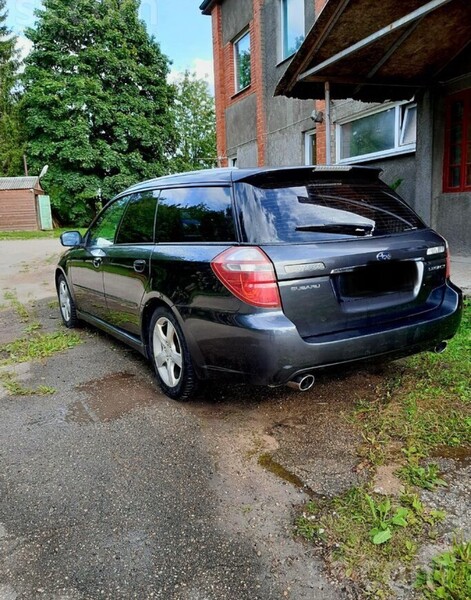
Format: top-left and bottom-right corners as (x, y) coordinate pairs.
(57, 166), (463, 390)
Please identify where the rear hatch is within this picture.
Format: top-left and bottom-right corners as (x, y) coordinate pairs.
(233, 167), (448, 339)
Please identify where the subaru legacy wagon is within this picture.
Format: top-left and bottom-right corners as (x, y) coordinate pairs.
(57, 166), (463, 400)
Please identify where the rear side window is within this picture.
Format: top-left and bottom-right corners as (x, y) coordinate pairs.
(156, 187), (235, 242)
(116, 191), (158, 244)
(235, 178), (425, 243)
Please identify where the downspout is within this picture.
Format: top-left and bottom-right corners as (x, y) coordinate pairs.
(325, 81), (331, 165)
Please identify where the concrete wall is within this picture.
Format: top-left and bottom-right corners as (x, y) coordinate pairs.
(262, 0), (315, 166)
(430, 76), (471, 255)
(221, 0), (253, 44)
(225, 93), (258, 165)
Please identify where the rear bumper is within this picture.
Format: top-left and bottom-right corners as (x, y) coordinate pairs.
(186, 282), (463, 385)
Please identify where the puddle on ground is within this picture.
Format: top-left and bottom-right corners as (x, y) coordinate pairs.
(68, 372), (160, 424)
(258, 452), (318, 498)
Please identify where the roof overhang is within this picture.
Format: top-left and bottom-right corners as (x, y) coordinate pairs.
(276, 0), (471, 102)
(199, 0), (217, 16)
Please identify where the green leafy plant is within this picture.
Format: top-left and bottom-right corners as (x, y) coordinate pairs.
(365, 494), (409, 544)
(416, 541), (471, 599)
(398, 462), (448, 490)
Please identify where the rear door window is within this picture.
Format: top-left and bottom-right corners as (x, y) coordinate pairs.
(156, 187), (235, 242)
(235, 178), (425, 243)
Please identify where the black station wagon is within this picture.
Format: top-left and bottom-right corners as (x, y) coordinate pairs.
(57, 166), (463, 400)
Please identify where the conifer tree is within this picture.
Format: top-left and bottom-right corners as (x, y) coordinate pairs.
(22, 0), (176, 224)
(0, 0), (24, 175)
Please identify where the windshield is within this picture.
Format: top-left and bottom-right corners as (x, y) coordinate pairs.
(235, 179), (425, 243)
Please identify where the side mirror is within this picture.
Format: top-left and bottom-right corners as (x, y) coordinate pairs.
(60, 231), (83, 247)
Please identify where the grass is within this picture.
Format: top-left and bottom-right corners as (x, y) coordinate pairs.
(3, 290), (31, 322)
(296, 488), (445, 595)
(416, 541), (471, 600)
(355, 301), (470, 465)
(0, 371), (55, 396)
(0, 228), (87, 241)
(295, 302), (470, 597)
(0, 330), (82, 365)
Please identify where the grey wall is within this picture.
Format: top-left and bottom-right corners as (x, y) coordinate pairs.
(430, 76), (471, 255)
(262, 0), (316, 166)
(368, 155), (417, 207)
(225, 94), (258, 165)
(222, 0), (253, 44)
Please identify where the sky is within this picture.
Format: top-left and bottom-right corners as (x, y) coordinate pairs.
(5, 0), (214, 86)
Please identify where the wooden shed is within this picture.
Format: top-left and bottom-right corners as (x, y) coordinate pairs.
(0, 176), (43, 231)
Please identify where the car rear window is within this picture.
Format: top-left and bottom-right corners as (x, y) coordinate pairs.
(234, 178), (425, 243)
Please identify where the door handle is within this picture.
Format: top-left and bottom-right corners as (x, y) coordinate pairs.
(92, 257), (102, 268)
(133, 259), (146, 273)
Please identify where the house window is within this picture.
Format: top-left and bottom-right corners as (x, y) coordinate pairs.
(444, 89), (471, 192)
(234, 30), (251, 93)
(281, 0), (305, 60)
(304, 129), (316, 165)
(336, 101), (417, 163)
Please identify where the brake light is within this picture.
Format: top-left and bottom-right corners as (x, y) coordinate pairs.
(211, 247), (281, 308)
(445, 240), (451, 279)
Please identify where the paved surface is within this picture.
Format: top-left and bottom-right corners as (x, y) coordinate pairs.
(451, 254), (471, 297)
(0, 240), (344, 600)
(0, 239), (469, 600)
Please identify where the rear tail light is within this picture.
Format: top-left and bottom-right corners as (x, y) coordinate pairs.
(211, 246), (281, 308)
(445, 240), (451, 279)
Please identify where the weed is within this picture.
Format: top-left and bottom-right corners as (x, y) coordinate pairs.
(296, 486), (447, 596)
(416, 541), (471, 600)
(48, 300), (59, 309)
(0, 330), (82, 365)
(0, 372), (56, 396)
(23, 321), (42, 334)
(3, 290), (30, 322)
(398, 462), (447, 491)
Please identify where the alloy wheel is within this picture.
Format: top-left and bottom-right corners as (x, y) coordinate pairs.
(152, 316), (183, 388)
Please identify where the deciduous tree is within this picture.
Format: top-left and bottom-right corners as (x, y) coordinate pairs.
(169, 71), (216, 173)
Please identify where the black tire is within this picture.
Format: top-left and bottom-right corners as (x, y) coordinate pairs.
(149, 307), (198, 401)
(57, 274), (79, 328)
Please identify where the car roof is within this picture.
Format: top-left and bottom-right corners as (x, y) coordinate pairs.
(121, 165), (382, 195)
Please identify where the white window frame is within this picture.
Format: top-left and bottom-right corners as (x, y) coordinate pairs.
(280, 0), (305, 62)
(233, 29), (251, 94)
(335, 100), (417, 164)
(304, 129), (316, 165)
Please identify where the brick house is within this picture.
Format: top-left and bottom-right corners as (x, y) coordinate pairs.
(200, 0), (471, 254)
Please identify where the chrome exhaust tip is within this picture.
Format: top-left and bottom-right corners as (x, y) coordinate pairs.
(433, 341), (448, 354)
(286, 373), (315, 392)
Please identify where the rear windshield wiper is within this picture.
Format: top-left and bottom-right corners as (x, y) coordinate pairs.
(295, 223), (374, 236)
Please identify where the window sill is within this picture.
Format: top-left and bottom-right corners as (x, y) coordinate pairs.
(231, 85), (252, 100)
(337, 145), (416, 164)
(276, 54), (296, 68)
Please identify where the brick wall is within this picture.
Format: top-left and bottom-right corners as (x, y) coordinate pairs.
(210, 0), (331, 167)
(315, 0), (328, 164)
(210, 1), (266, 166)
